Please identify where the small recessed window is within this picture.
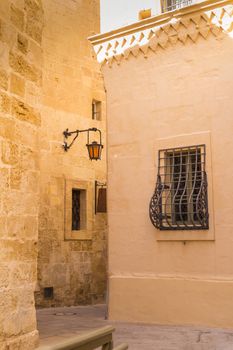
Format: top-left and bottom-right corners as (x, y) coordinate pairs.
(44, 287), (54, 299)
(161, 0), (193, 12)
(72, 188), (86, 231)
(149, 145), (209, 230)
(92, 100), (101, 120)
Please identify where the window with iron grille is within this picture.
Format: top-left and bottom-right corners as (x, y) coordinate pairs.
(72, 189), (80, 230)
(149, 145), (209, 230)
(72, 188), (87, 231)
(161, 0), (193, 12)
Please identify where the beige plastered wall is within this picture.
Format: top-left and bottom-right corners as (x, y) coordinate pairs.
(36, 0), (107, 307)
(103, 19), (233, 328)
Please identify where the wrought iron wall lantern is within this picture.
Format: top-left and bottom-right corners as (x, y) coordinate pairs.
(63, 127), (103, 161)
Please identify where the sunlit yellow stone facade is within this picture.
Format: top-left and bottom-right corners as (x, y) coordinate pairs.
(0, 0), (106, 348)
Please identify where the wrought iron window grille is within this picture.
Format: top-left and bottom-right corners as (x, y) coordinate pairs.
(161, 0), (193, 13)
(72, 189), (81, 230)
(149, 145), (209, 231)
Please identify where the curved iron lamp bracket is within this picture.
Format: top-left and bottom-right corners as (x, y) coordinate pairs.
(63, 127), (102, 152)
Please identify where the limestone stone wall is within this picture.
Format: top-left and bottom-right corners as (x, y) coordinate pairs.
(35, 0), (107, 308)
(0, 0), (106, 346)
(0, 0), (43, 348)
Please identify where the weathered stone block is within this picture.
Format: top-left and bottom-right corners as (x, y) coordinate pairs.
(7, 216), (24, 238)
(2, 192), (24, 216)
(1, 140), (19, 165)
(0, 290), (18, 313)
(0, 168), (9, 190)
(17, 33), (28, 54)
(20, 147), (39, 170)
(10, 73), (25, 97)
(25, 0), (43, 22)
(11, 263), (37, 287)
(0, 240), (38, 262)
(0, 116), (15, 140)
(92, 240), (105, 252)
(6, 215), (37, 240)
(0, 92), (11, 113)
(0, 1), (10, 22)
(0, 216), (7, 238)
(15, 120), (37, 149)
(1, 290), (36, 335)
(23, 170), (39, 192)
(0, 330), (39, 350)
(0, 68), (8, 90)
(0, 264), (9, 288)
(28, 40), (42, 66)
(10, 4), (24, 31)
(25, 0), (43, 44)
(23, 216), (38, 239)
(26, 20), (43, 44)
(12, 97), (41, 125)
(0, 20), (17, 48)
(0, 43), (9, 72)
(10, 166), (23, 190)
(82, 241), (93, 251)
(70, 241), (83, 251)
(9, 51), (41, 84)
(21, 193), (39, 216)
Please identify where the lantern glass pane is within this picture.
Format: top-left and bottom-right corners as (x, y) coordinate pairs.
(93, 144), (99, 159)
(87, 142), (102, 160)
(88, 145), (94, 159)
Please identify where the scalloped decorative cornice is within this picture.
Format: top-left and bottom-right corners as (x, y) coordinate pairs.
(89, 0), (233, 67)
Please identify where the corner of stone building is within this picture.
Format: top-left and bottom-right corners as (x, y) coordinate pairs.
(1, 0), (107, 345)
(0, 0), (44, 348)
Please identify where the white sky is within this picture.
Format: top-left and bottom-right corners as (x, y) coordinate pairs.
(100, 0), (158, 33)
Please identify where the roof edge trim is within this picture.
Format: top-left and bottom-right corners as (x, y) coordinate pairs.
(88, 0), (233, 45)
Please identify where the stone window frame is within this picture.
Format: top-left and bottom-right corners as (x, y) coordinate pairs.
(153, 131), (215, 241)
(64, 179), (93, 240)
(92, 99), (102, 120)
